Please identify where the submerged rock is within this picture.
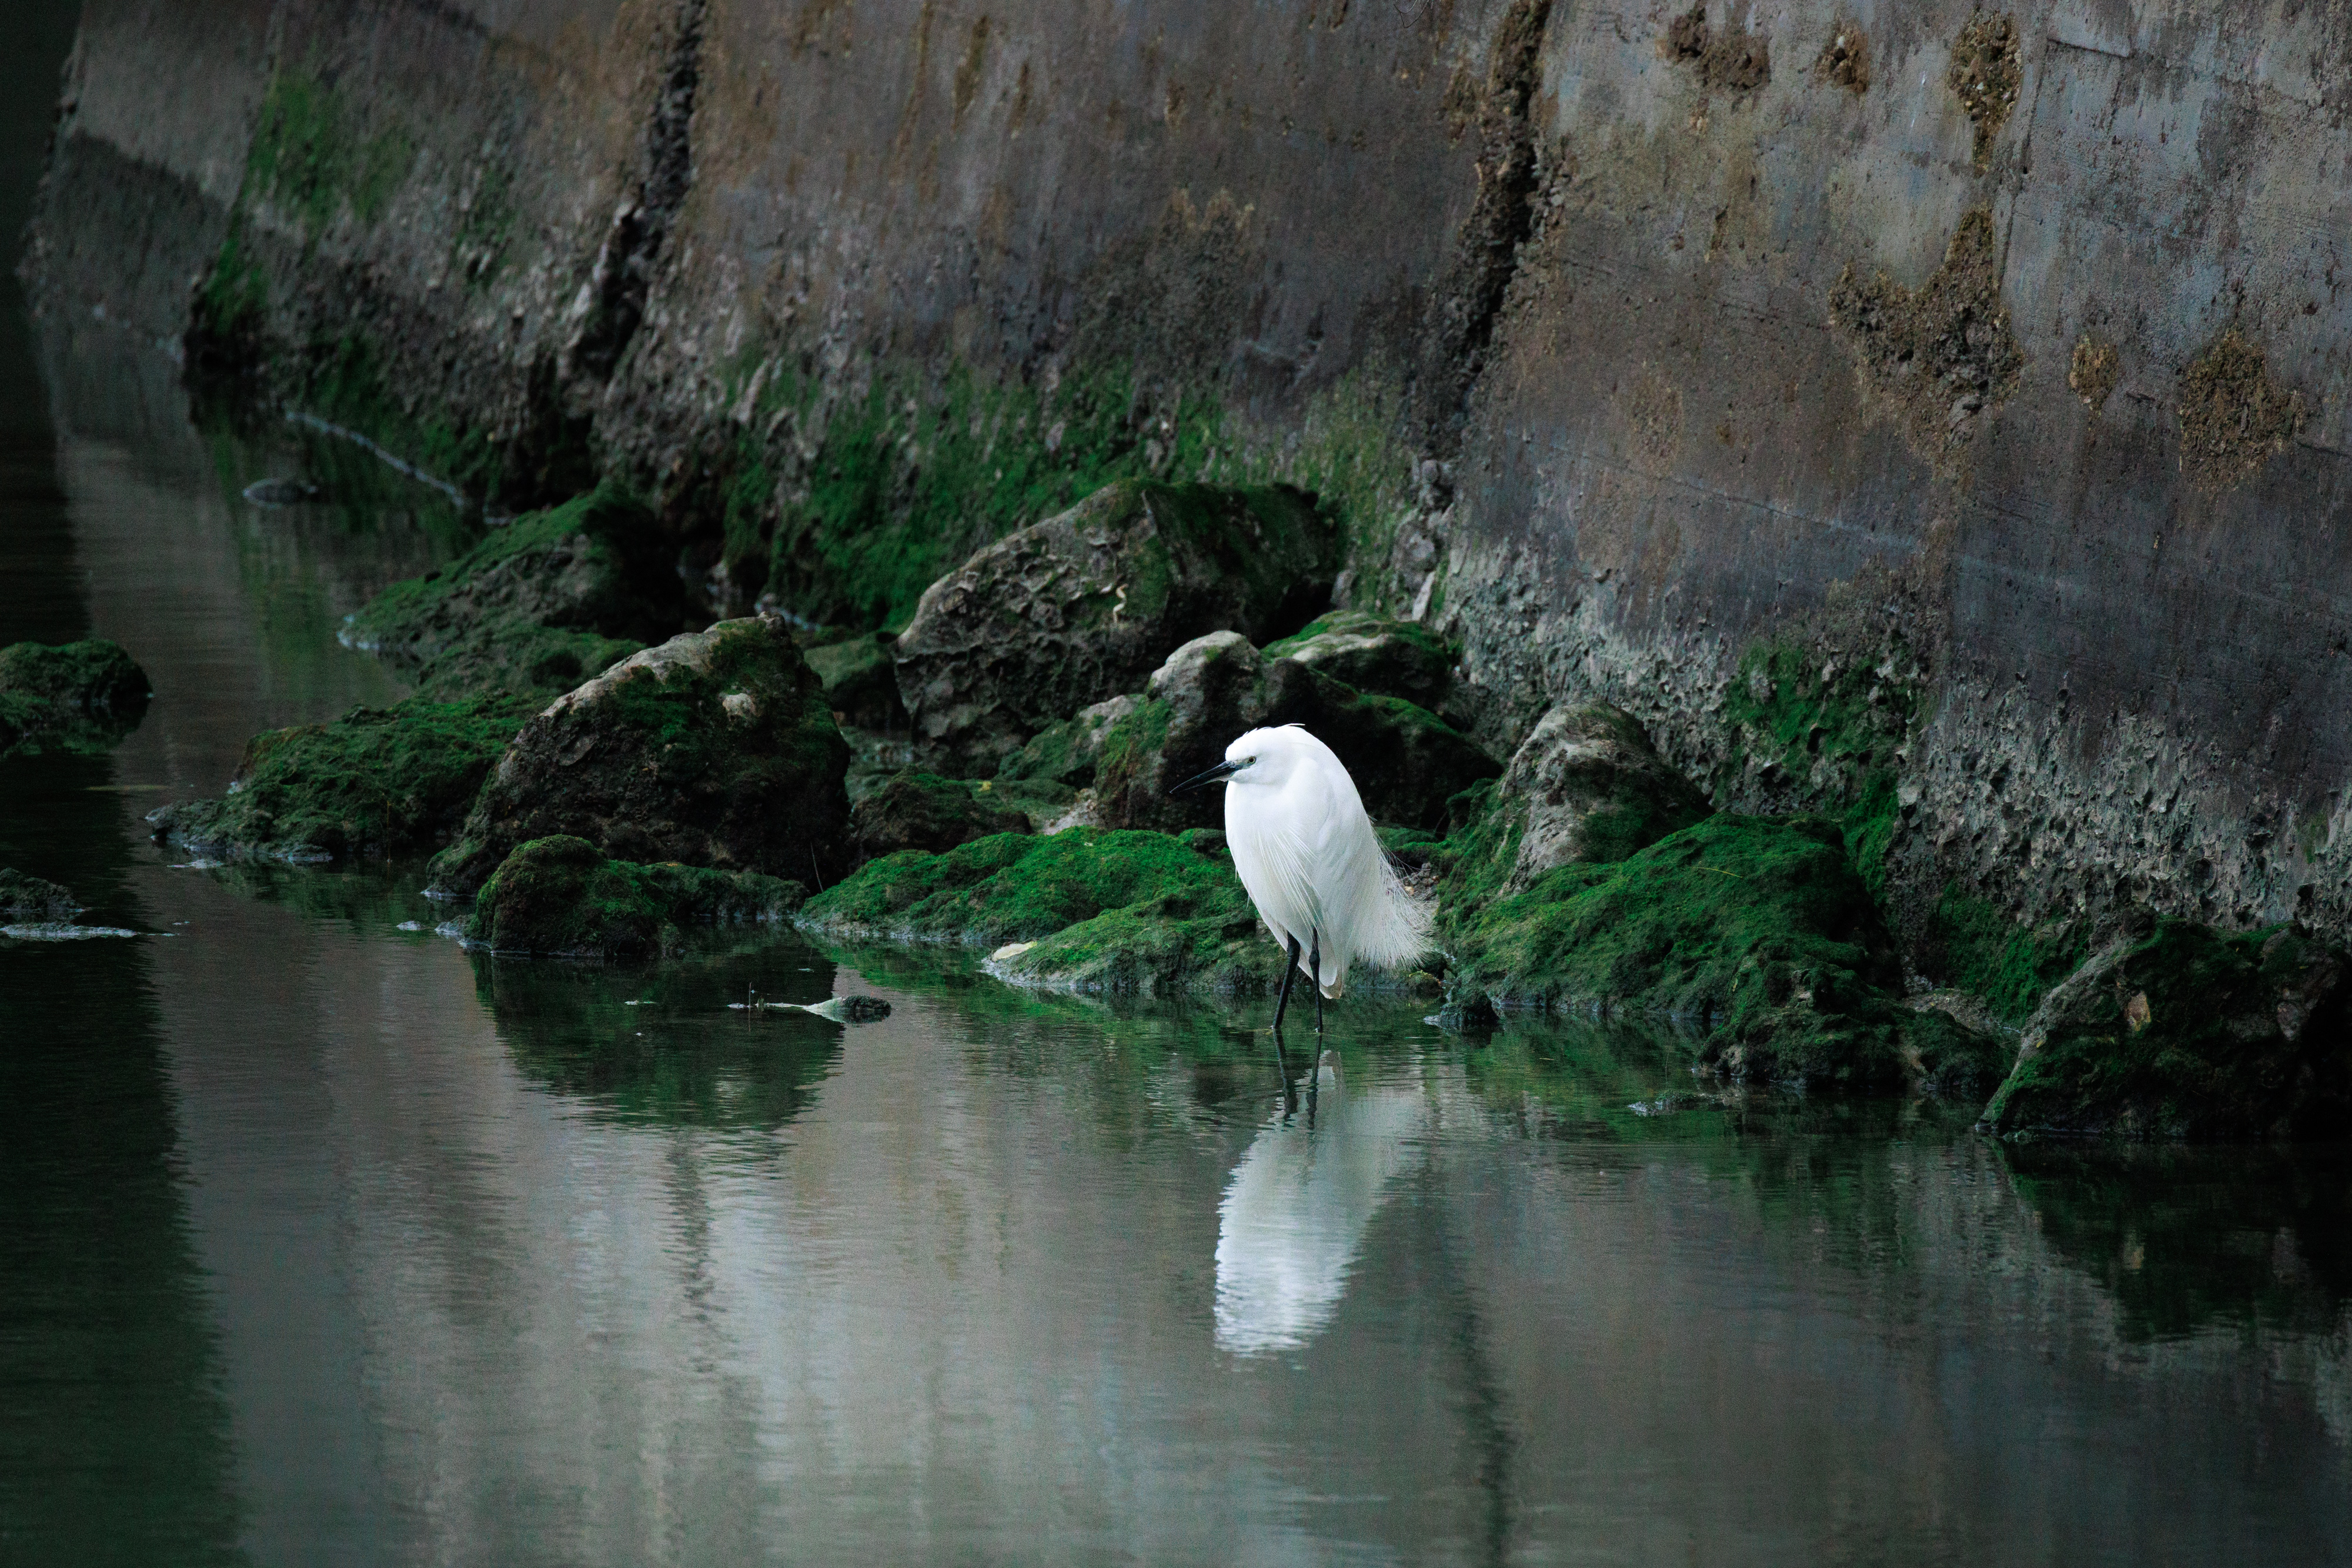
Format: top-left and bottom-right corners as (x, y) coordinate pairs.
(850, 770), (1032, 860)
(149, 694), (534, 862)
(342, 484), (677, 700)
(465, 834), (804, 958)
(893, 480), (1339, 771)
(1490, 704), (1714, 888)
(0, 638), (151, 757)
(0, 868), (82, 922)
(431, 614), (851, 894)
(1091, 632), (1499, 833)
(1979, 920), (2352, 1141)
(803, 632), (907, 730)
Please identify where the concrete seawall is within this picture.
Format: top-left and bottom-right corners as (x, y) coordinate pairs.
(29, 0), (2352, 942)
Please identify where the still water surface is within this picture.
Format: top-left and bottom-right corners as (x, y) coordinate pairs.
(4, 119), (2352, 1568)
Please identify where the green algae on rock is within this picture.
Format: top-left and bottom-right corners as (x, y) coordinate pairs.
(995, 696), (1140, 790)
(464, 835), (804, 958)
(1260, 610), (1456, 713)
(149, 694), (536, 862)
(0, 638), (151, 757)
(850, 771), (1033, 860)
(1434, 813), (1933, 1091)
(800, 827), (1288, 995)
(342, 484), (675, 699)
(891, 480), (1339, 771)
(432, 615), (851, 894)
(1979, 920), (2352, 1141)
(0, 869), (82, 923)
(1092, 631), (1498, 834)
(1475, 704), (1713, 891)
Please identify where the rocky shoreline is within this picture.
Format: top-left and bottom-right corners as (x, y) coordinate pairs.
(11, 461), (2340, 1146)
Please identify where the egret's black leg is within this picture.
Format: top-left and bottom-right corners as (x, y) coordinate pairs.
(1309, 927), (1324, 1034)
(1272, 932), (1302, 1035)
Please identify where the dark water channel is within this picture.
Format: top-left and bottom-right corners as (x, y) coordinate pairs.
(5, 40), (2352, 1568)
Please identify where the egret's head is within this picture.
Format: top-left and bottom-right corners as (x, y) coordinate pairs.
(1168, 726), (1314, 794)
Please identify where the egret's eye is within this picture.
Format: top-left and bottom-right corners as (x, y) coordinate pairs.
(1243, 756), (1257, 767)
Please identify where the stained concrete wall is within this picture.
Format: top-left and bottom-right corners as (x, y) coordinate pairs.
(29, 0), (2352, 938)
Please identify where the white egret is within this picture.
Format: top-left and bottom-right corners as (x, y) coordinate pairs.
(1171, 724), (1432, 1034)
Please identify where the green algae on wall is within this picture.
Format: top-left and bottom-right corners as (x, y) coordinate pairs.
(245, 69), (415, 235)
(1717, 634), (1922, 900)
(723, 350), (1417, 634)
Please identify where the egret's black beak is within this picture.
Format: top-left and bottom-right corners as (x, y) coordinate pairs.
(1169, 759), (1244, 796)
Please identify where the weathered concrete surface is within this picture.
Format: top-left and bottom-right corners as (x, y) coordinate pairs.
(29, 0), (2352, 947)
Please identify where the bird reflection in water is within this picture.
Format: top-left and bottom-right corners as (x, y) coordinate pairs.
(1212, 1051), (1432, 1355)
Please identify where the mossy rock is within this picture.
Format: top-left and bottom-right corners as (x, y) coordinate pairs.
(148, 694), (536, 862)
(1091, 631), (1498, 833)
(893, 480), (1339, 771)
(799, 825), (1289, 994)
(995, 694), (1139, 788)
(0, 638), (151, 757)
(342, 484), (675, 700)
(0, 869), (82, 922)
(432, 615), (851, 894)
(465, 835), (805, 957)
(1435, 812), (1920, 1091)
(1261, 610), (1455, 710)
(1476, 704), (1713, 891)
(1979, 920), (2352, 1141)
(803, 631), (907, 730)
(850, 770), (1033, 860)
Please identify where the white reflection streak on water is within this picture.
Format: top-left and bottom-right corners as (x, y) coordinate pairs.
(1214, 1055), (1433, 1356)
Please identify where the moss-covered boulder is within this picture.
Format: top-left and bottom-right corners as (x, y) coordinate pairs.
(1481, 704), (1713, 890)
(0, 869), (81, 922)
(804, 632), (907, 730)
(1979, 920), (2352, 1141)
(1092, 632), (1499, 833)
(1436, 813), (1938, 1091)
(464, 835), (804, 957)
(0, 638), (151, 757)
(148, 694), (535, 862)
(342, 485), (676, 699)
(850, 771), (1032, 860)
(995, 695), (1140, 788)
(893, 480), (1338, 771)
(800, 825), (1292, 994)
(1261, 610), (1455, 710)
(432, 615), (851, 894)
